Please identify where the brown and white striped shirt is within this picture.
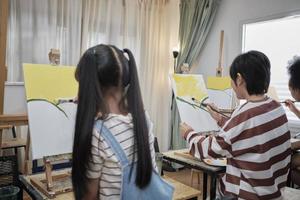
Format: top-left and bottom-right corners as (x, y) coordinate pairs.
(86, 113), (157, 199)
(184, 97), (291, 200)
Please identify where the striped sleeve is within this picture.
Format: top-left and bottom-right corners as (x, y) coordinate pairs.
(86, 129), (104, 179)
(217, 115), (230, 127)
(184, 128), (234, 160)
(184, 100), (283, 160)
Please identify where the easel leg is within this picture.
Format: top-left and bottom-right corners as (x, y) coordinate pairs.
(24, 127), (31, 175)
(0, 129), (3, 156)
(12, 126), (17, 154)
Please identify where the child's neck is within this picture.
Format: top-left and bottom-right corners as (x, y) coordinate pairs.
(104, 89), (127, 115)
(246, 94), (267, 102)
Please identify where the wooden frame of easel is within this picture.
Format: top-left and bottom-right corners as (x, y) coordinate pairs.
(30, 153), (72, 199)
(0, 114), (31, 174)
(0, 0), (8, 114)
(216, 30), (224, 77)
(0, 0), (33, 176)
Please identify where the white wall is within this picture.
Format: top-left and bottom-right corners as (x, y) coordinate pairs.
(192, 0), (300, 77)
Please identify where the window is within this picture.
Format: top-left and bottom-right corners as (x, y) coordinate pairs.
(242, 14), (300, 126)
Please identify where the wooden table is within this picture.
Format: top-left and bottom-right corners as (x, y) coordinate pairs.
(163, 176), (201, 200)
(162, 149), (226, 200)
(20, 169), (201, 200)
(291, 138), (300, 150)
(19, 169), (73, 200)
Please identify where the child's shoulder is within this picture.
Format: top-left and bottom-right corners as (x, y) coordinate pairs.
(237, 97), (281, 114)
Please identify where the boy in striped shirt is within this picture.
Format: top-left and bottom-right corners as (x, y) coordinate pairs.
(181, 51), (291, 200)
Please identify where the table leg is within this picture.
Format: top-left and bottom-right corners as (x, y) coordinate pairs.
(210, 174), (217, 200)
(203, 172), (207, 200)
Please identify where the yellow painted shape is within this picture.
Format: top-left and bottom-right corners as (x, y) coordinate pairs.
(23, 64), (78, 103)
(207, 76), (231, 90)
(173, 74), (207, 101)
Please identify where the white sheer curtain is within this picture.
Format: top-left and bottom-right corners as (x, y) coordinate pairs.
(81, 0), (180, 151)
(6, 0), (82, 81)
(6, 0), (179, 151)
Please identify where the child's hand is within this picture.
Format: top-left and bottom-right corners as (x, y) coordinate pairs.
(180, 122), (194, 139)
(285, 99), (300, 117)
(206, 103), (222, 122)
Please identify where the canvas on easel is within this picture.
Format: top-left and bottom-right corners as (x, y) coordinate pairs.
(23, 63), (77, 198)
(170, 74), (219, 132)
(23, 63), (77, 160)
(207, 76), (234, 111)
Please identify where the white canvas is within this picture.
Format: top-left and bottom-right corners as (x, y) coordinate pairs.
(23, 64), (78, 160)
(207, 77), (234, 110)
(207, 89), (233, 110)
(28, 101), (76, 159)
(171, 74), (219, 132)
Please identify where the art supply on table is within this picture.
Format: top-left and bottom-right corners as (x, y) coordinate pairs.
(203, 158), (227, 167)
(294, 132), (300, 138)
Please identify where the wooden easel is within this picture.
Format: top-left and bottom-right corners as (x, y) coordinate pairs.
(0, 0), (8, 115)
(0, 114), (31, 174)
(30, 153), (72, 198)
(215, 30), (235, 113)
(216, 30), (224, 77)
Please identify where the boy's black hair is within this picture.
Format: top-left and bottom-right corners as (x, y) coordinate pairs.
(230, 50), (271, 95)
(288, 58), (300, 90)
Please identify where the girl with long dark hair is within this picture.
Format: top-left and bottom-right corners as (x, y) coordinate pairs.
(72, 44), (157, 199)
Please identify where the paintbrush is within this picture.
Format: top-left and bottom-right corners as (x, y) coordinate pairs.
(191, 97), (228, 118)
(279, 100), (298, 104)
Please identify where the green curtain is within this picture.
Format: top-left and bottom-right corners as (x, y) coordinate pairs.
(170, 0), (220, 150)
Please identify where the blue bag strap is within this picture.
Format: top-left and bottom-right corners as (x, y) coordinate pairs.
(94, 120), (129, 166)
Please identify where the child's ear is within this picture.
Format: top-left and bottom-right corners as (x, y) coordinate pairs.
(236, 73), (244, 86)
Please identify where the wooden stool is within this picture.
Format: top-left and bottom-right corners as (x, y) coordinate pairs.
(163, 176), (201, 200)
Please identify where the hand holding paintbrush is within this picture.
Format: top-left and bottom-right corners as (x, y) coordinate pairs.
(282, 99), (300, 118)
(191, 97), (228, 118)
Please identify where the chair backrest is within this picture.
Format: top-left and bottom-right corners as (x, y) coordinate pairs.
(0, 155), (19, 187)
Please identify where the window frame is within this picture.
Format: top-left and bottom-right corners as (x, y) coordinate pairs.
(239, 9), (300, 131)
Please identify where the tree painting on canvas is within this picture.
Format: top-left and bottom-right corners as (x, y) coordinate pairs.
(171, 74), (219, 132)
(207, 76), (234, 110)
(23, 64), (78, 160)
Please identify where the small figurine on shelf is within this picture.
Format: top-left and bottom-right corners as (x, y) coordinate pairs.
(48, 49), (60, 65)
(180, 63), (190, 74)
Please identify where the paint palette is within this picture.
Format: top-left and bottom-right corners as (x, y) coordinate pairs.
(203, 158), (227, 167)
